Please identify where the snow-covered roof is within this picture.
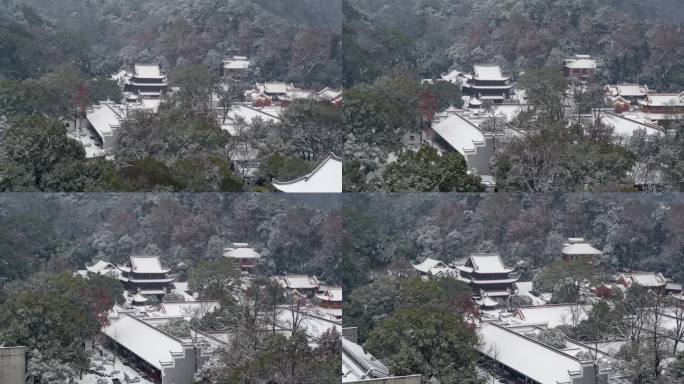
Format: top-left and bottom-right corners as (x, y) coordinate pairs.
(220, 103), (281, 136)
(600, 112), (663, 137)
(620, 272), (667, 288)
(160, 301), (219, 318)
(479, 322), (583, 384)
(86, 102), (123, 137)
(223, 57), (250, 70)
(441, 69), (470, 85)
(111, 70), (130, 82)
(257, 82), (290, 95)
(468, 254), (513, 274)
(317, 87), (342, 101)
(505, 305), (592, 329)
(564, 56), (597, 70)
(342, 337), (390, 382)
(277, 275), (320, 290)
(102, 313), (186, 370)
(316, 287), (342, 302)
(431, 109), (485, 157)
(134, 64), (164, 79)
(223, 244), (260, 260)
(272, 154), (342, 193)
(129, 256), (169, 274)
(607, 84), (649, 97)
(412, 258), (449, 274)
(562, 240), (602, 256)
(473, 65), (508, 81)
(86, 260), (119, 275)
(638, 93), (684, 107)
(666, 282), (682, 292)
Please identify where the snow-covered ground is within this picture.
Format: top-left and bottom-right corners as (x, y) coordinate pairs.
(516, 281), (548, 306)
(77, 344), (154, 384)
(171, 282), (197, 302)
(477, 366), (506, 384)
(67, 130), (106, 158)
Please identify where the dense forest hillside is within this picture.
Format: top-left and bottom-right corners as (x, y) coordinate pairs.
(0, 0), (341, 85)
(341, 194), (684, 291)
(0, 0), (342, 192)
(0, 193), (342, 284)
(344, 0), (684, 90)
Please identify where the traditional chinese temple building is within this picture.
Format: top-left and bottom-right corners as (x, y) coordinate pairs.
(637, 92), (684, 124)
(561, 238), (602, 263)
(223, 56), (251, 78)
(563, 54), (597, 80)
(125, 64), (168, 98)
(462, 65), (514, 104)
(316, 286), (342, 309)
(617, 272), (667, 294)
(223, 243), (261, 273)
(119, 256), (174, 297)
(456, 254), (519, 305)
